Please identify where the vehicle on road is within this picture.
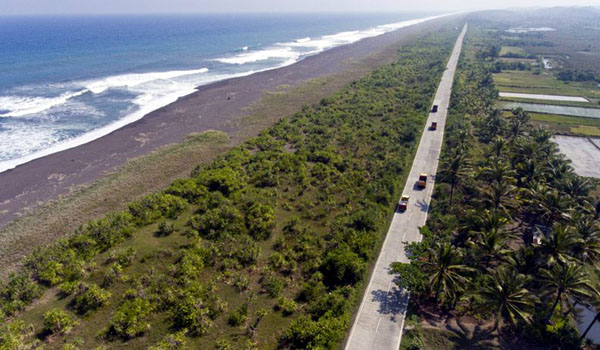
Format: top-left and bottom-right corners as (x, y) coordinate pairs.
(398, 195), (410, 211)
(431, 100), (441, 113)
(417, 173), (428, 188)
(430, 121), (437, 130)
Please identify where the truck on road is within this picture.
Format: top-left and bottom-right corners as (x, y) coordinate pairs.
(417, 173), (428, 189)
(398, 195), (410, 211)
(431, 99), (441, 113)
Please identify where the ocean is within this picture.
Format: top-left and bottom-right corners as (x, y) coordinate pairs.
(0, 12), (440, 173)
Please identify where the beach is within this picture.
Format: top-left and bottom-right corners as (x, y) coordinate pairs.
(0, 15), (458, 276)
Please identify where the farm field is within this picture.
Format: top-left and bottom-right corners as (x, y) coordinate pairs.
(512, 111), (600, 136)
(498, 92), (589, 102)
(499, 46), (527, 56)
(494, 71), (600, 99)
(500, 102), (600, 119)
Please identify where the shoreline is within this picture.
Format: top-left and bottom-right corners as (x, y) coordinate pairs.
(0, 13), (448, 175)
(0, 14), (460, 276)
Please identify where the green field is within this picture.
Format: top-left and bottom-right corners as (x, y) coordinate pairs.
(499, 46), (526, 56)
(498, 96), (597, 107)
(503, 111), (600, 136)
(494, 71), (600, 99)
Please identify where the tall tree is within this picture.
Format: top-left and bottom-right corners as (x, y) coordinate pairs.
(476, 266), (537, 330)
(539, 263), (595, 325)
(424, 243), (474, 305)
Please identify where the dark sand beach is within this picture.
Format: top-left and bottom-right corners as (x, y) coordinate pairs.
(0, 15), (459, 275)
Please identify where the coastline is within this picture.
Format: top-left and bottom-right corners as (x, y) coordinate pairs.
(0, 14), (460, 277)
(0, 13), (448, 175)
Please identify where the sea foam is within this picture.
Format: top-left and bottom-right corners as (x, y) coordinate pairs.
(0, 13), (451, 174)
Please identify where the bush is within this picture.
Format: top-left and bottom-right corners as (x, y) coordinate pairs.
(262, 274), (285, 298)
(245, 202), (275, 240)
(196, 167), (246, 196)
(157, 221), (175, 236)
(189, 205), (245, 240)
(282, 315), (347, 349)
(43, 308), (78, 335)
(0, 321), (36, 349)
(72, 283), (111, 314)
(169, 285), (222, 336)
(128, 193), (187, 225)
(275, 297), (298, 315)
(149, 330), (187, 350)
(106, 297), (154, 339)
(320, 247), (366, 287)
(227, 303), (248, 326)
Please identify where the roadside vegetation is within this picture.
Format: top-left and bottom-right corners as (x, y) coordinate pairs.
(0, 27), (460, 349)
(396, 19), (600, 350)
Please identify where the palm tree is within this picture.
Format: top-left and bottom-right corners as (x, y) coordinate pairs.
(540, 224), (581, 267)
(468, 227), (514, 268)
(476, 266), (537, 330)
(508, 108), (530, 142)
(424, 243), (474, 305)
(532, 188), (572, 228)
(438, 148), (470, 206)
(478, 180), (517, 218)
(477, 157), (516, 186)
(539, 263), (595, 325)
(572, 217), (600, 265)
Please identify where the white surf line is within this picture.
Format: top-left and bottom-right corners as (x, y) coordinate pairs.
(0, 13), (455, 175)
(499, 92), (589, 102)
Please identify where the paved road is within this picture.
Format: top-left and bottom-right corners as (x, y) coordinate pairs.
(344, 23), (468, 350)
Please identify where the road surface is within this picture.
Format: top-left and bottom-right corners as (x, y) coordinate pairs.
(344, 23), (468, 350)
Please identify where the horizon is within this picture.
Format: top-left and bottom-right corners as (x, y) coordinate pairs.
(1, 0), (599, 16)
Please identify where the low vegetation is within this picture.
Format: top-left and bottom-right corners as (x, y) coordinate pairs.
(0, 26), (461, 349)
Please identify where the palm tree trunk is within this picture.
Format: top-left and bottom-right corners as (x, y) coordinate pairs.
(546, 290), (562, 325)
(563, 301), (578, 318)
(580, 311), (600, 340)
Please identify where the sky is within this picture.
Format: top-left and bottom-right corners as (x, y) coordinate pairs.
(0, 0), (599, 15)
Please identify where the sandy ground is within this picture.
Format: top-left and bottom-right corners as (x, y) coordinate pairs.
(554, 135), (600, 178)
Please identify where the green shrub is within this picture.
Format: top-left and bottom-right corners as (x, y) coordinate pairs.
(189, 205), (245, 240)
(275, 297), (298, 315)
(227, 303), (248, 326)
(128, 193), (187, 225)
(0, 321), (35, 349)
(196, 167), (246, 196)
(106, 297), (154, 339)
(149, 330), (188, 350)
(320, 247), (366, 287)
(157, 221), (175, 236)
(245, 202), (275, 240)
(72, 283), (111, 314)
(169, 285), (222, 336)
(262, 274), (285, 298)
(43, 308), (78, 335)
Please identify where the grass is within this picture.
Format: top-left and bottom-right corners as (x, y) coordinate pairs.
(0, 131), (230, 280)
(499, 46), (526, 56)
(0, 17), (442, 281)
(493, 70), (600, 99)
(498, 96), (598, 108)
(503, 111), (600, 136)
